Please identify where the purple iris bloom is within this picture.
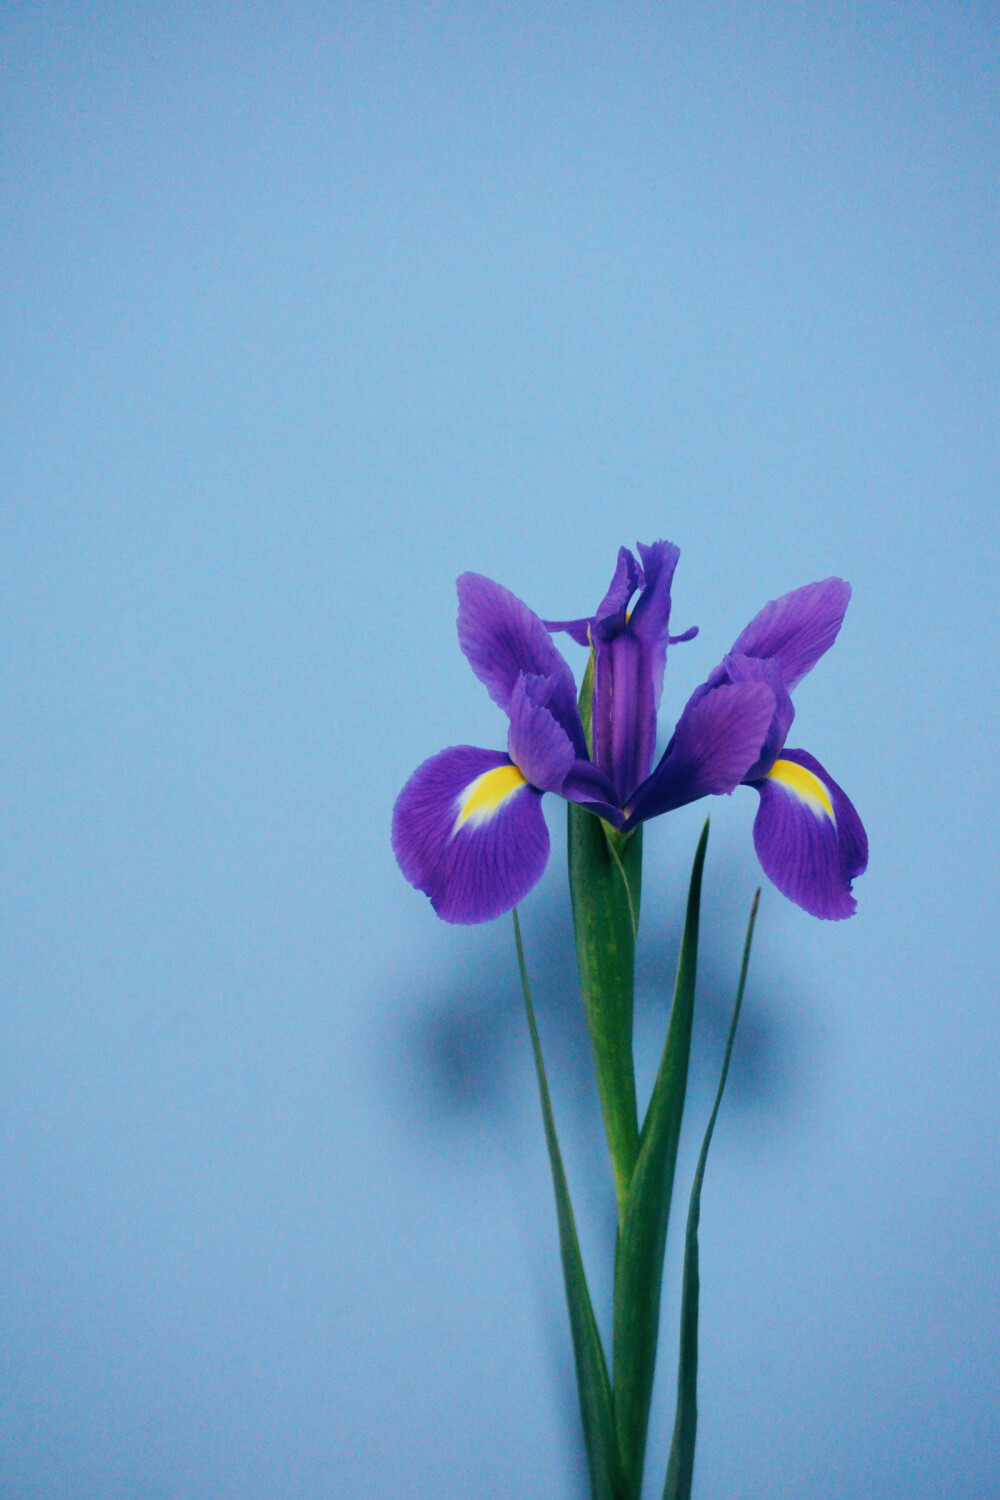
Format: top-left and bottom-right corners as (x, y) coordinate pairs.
(392, 574), (622, 924)
(624, 577), (868, 919)
(393, 550), (867, 925)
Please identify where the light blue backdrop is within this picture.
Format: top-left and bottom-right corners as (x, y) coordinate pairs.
(2, 4), (997, 1497)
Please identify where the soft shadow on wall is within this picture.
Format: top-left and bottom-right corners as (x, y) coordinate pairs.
(382, 849), (813, 1496)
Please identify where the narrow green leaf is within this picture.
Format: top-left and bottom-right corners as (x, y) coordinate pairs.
(568, 656), (642, 1224)
(513, 910), (629, 1500)
(663, 889), (760, 1500)
(612, 820), (709, 1499)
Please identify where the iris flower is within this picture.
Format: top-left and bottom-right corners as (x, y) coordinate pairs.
(393, 544), (867, 924)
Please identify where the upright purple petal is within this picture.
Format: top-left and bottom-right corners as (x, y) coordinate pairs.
(623, 679), (776, 826)
(591, 630), (645, 802)
(587, 539), (680, 802)
(751, 748), (867, 919)
(507, 674), (577, 793)
(629, 539), (680, 710)
(392, 745), (550, 924)
(456, 574), (586, 756)
(593, 547), (643, 633)
(729, 578), (852, 692)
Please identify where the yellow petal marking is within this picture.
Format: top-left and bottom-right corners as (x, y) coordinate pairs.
(766, 757), (835, 822)
(454, 763), (528, 831)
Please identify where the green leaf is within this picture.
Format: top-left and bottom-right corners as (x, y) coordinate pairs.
(567, 655), (642, 1224)
(513, 910), (629, 1500)
(611, 820), (709, 1499)
(663, 889), (760, 1500)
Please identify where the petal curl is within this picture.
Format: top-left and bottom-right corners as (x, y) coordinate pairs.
(751, 748), (867, 919)
(623, 679), (776, 826)
(728, 578), (852, 692)
(456, 574), (586, 756)
(392, 746), (549, 924)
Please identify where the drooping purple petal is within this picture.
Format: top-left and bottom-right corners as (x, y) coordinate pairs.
(392, 745), (550, 924)
(507, 673), (577, 793)
(751, 747), (867, 919)
(716, 652), (795, 780)
(456, 574), (587, 756)
(728, 578), (852, 692)
(622, 678), (777, 827)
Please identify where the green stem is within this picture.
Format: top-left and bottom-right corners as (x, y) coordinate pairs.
(568, 806), (642, 1225)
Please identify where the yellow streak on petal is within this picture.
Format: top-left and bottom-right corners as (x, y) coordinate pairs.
(766, 758), (835, 821)
(455, 763), (528, 831)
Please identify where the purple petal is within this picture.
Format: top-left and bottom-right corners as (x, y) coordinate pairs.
(588, 539), (683, 802)
(392, 745), (550, 924)
(751, 748), (868, 919)
(718, 652), (795, 779)
(592, 629), (655, 803)
(729, 578), (852, 692)
(623, 679), (777, 826)
(560, 760), (625, 827)
(668, 624), (699, 645)
(629, 537), (681, 744)
(543, 617), (593, 647)
(630, 540), (680, 670)
(507, 673), (577, 792)
(593, 547), (643, 634)
(456, 574), (586, 756)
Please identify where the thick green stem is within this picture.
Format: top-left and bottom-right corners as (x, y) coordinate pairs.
(568, 806), (642, 1226)
(567, 653), (643, 1228)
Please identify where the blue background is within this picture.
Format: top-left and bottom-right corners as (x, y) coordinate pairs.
(2, 4), (997, 1496)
